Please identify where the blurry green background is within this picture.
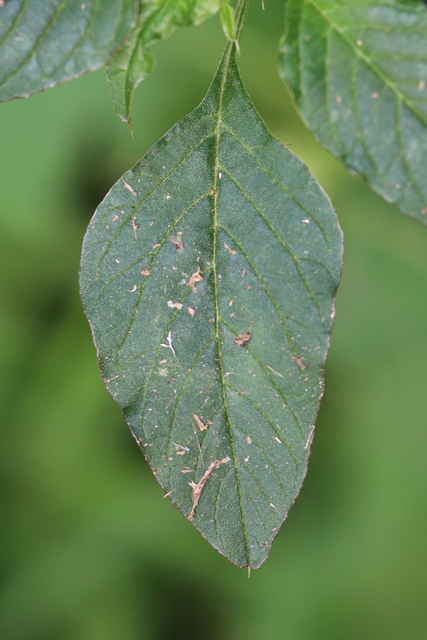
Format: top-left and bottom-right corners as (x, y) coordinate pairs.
(1, 4), (426, 639)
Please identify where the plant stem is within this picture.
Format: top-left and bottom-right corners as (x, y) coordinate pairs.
(235, 0), (252, 46)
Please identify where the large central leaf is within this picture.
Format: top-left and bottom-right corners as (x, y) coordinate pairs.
(80, 39), (343, 567)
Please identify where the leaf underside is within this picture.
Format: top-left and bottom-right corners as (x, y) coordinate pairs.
(106, 0), (221, 126)
(0, 0), (137, 102)
(80, 42), (343, 568)
(279, 0), (427, 225)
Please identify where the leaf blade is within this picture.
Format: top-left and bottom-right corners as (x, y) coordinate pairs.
(279, 0), (427, 224)
(80, 42), (343, 567)
(0, 0), (138, 102)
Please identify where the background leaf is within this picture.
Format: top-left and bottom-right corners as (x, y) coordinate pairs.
(80, 40), (343, 567)
(106, 0), (220, 126)
(0, 0), (138, 101)
(279, 0), (427, 225)
(219, 1), (236, 44)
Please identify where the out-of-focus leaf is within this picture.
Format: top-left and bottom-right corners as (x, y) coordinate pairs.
(80, 27), (343, 567)
(0, 0), (138, 101)
(279, 0), (427, 225)
(106, 0), (221, 126)
(219, 1), (236, 43)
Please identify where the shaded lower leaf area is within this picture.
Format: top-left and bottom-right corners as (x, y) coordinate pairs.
(80, 43), (343, 567)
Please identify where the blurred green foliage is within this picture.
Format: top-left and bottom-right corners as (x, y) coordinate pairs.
(0, 3), (426, 639)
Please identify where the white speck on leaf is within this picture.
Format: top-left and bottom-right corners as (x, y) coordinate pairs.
(160, 331), (176, 356)
(167, 300), (183, 310)
(173, 441), (190, 452)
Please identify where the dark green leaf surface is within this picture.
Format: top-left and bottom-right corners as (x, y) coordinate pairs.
(279, 0), (427, 225)
(0, 0), (137, 102)
(106, 0), (220, 125)
(80, 40), (343, 567)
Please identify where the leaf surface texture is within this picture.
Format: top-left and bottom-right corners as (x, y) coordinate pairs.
(80, 41), (343, 567)
(279, 0), (427, 224)
(0, 0), (137, 101)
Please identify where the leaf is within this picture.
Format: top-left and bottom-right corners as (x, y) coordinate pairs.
(279, 0), (427, 225)
(0, 0), (138, 102)
(80, 37), (343, 568)
(106, 0), (221, 126)
(219, 1), (236, 44)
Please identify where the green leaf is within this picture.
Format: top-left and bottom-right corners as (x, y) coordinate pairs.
(219, 1), (236, 43)
(80, 37), (343, 567)
(0, 0), (138, 102)
(106, 0), (221, 126)
(279, 0), (427, 225)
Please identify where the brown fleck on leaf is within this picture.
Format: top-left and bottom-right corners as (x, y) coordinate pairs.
(188, 307), (195, 317)
(193, 414), (212, 432)
(187, 265), (204, 291)
(188, 457), (231, 521)
(224, 242), (237, 255)
(111, 214), (120, 222)
(241, 269), (246, 278)
(292, 356), (306, 371)
(422, 207), (427, 215)
(235, 332), (252, 347)
(171, 231), (184, 253)
(141, 269), (150, 276)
